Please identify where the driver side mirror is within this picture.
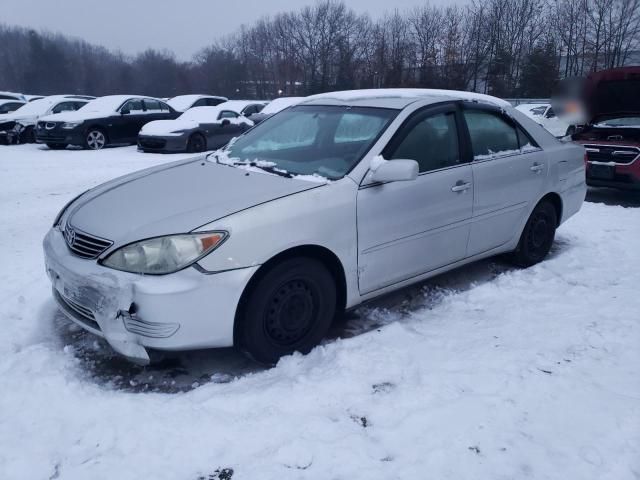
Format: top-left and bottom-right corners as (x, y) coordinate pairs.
(221, 119), (231, 127)
(369, 156), (419, 183)
(121, 108), (130, 115)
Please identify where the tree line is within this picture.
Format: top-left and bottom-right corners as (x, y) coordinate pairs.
(0, 0), (638, 100)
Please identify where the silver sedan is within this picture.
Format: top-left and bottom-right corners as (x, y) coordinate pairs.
(43, 89), (586, 365)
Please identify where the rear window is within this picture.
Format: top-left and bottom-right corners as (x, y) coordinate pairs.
(464, 110), (519, 159)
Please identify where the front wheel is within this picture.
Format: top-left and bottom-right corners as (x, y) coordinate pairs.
(20, 126), (36, 144)
(85, 129), (107, 150)
(187, 133), (206, 153)
(510, 200), (557, 267)
(237, 258), (337, 365)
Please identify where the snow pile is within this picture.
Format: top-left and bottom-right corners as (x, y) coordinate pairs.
(0, 144), (639, 479)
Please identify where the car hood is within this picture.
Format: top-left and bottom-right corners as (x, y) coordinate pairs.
(65, 157), (323, 247)
(0, 112), (36, 124)
(140, 119), (197, 136)
(584, 66), (640, 123)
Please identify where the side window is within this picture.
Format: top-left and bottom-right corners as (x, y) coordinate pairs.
(159, 101), (170, 112)
(193, 98), (208, 108)
(463, 110), (519, 159)
(387, 111), (461, 173)
(218, 110), (239, 119)
(73, 102), (87, 110)
(121, 99), (144, 113)
(207, 98), (224, 106)
(52, 102), (77, 114)
(516, 126), (539, 151)
(143, 99), (162, 112)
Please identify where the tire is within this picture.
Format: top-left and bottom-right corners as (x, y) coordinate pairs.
(237, 257), (337, 365)
(20, 126), (36, 144)
(511, 200), (558, 267)
(46, 143), (67, 150)
(187, 133), (206, 153)
(85, 128), (107, 150)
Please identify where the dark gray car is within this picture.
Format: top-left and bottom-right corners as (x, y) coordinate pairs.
(137, 105), (254, 153)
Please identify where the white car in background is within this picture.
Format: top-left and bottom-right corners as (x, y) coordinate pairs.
(515, 103), (576, 137)
(248, 96), (305, 124)
(167, 94), (228, 112)
(0, 95), (94, 144)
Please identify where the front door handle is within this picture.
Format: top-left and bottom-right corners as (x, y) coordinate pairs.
(530, 162), (544, 173)
(451, 181), (472, 192)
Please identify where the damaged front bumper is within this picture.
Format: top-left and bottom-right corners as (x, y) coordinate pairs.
(43, 228), (258, 364)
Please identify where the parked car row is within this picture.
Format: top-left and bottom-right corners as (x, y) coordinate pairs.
(0, 92), (307, 152)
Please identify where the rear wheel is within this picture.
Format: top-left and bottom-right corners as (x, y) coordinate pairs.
(511, 200), (557, 267)
(46, 143), (67, 150)
(187, 133), (206, 153)
(85, 128), (107, 150)
(237, 257), (336, 365)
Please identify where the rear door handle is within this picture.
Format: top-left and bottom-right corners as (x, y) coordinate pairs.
(530, 163), (544, 173)
(451, 181), (472, 192)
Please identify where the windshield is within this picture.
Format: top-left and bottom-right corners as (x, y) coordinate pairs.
(9, 98), (52, 116)
(218, 105), (397, 180)
(594, 117), (640, 128)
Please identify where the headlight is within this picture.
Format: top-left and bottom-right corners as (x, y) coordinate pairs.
(101, 232), (227, 275)
(61, 122), (82, 129)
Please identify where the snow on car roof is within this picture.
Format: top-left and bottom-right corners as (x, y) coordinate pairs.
(219, 100), (265, 112)
(0, 91), (26, 101)
(167, 94), (228, 112)
(0, 99), (25, 107)
(260, 97), (305, 115)
(304, 88), (511, 109)
(77, 95), (162, 114)
(8, 95), (90, 116)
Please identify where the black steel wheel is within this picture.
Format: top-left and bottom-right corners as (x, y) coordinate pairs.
(511, 200), (558, 267)
(237, 257), (336, 365)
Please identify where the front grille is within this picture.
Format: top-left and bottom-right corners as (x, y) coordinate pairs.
(585, 145), (639, 164)
(138, 137), (167, 149)
(53, 289), (101, 331)
(63, 225), (113, 259)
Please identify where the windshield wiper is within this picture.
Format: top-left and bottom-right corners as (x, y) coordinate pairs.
(233, 160), (294, 178)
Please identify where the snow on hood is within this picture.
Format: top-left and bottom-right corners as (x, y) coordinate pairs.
(65, 157), (323, 245)
(140, 119), (199, 136)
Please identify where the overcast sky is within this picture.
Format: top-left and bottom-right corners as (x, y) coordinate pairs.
(1, 0), (460, 60)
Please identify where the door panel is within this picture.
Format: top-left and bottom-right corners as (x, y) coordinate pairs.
(357, 166), (473, 293)
(468, 150), (547, 255)
(463, 107), (548, 256)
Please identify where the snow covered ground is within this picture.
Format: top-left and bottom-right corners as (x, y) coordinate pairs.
(0, 144), (639, 480)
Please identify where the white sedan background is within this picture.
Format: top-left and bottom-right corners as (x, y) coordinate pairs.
(0, 144), (639, 479)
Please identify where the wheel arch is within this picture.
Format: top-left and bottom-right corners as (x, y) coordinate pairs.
(85, 124), (109, 142)
(233, 244), (348, 344)
(539, 192), (563, 226)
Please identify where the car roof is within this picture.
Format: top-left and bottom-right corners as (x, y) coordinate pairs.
(301, 88), (511, 110)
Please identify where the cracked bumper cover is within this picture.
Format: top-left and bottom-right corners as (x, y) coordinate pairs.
(43, 228), (258, 364)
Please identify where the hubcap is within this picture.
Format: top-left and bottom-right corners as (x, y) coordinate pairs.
(264, 280), (316, 346)
(87, 131), (105, 150)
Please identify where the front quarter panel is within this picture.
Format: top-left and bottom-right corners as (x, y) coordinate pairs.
(195, 177), (360, 307)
